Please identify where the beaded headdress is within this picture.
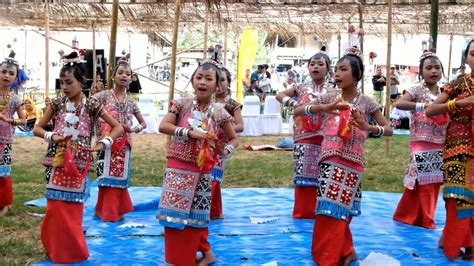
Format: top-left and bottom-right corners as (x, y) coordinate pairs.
(419, 51), (438, 62)
(61, 52), (86, 66)
(344, 46), (362, 59)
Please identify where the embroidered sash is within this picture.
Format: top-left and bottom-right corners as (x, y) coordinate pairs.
(157, 168), (212, 229)
(96, 143), (131, 188)
(211, 157), (226, 183)
(403, 149), (444, 189)
(293, 143), (321, 186)
(0, 144), (12, 178)
(317, 161), (363, 220)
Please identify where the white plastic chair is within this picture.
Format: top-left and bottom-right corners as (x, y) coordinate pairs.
(261, 96), (283, 135)
(240, 95), (263, 136)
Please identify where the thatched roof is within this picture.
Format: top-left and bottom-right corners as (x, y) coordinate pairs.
(0, 0), (472, 36)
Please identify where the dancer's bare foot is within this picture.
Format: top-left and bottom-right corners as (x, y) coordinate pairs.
(342, 251), (357, 266)
(0, 205), (10, 216)
(196, 250), (216, 266)
(463, 246), (474, 261)
(438, 234), (444, 248)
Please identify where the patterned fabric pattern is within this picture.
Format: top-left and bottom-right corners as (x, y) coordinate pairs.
(293, 143), (321, 186)
(166, 97), (232, 166)
(404, 149), (444, 189)
(443, 154), (474, 218)
(211, 157), (225, 183)
(44, 96), (103, 202)
(157, 167), (212, 229)
(0, 144), (12, 177)
(318, 93), (380, 166)
(0, 92), (21, 144)
(317, 161), (363, 220)
(406, 84), (447, 144)
(96, 146), (131, 188)
(293, 82), (332, 142)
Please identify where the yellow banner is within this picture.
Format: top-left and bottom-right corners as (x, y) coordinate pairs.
(237, 29), (258, 103)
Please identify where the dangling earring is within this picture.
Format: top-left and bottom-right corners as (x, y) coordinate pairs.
(211, 92), (216, 103)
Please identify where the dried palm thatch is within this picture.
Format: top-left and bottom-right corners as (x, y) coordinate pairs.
(0, 0), (471, 36)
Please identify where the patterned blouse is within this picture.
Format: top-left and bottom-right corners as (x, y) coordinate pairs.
(166, 97), (233, 166)
(443, 74), (474, 159)
(318, 93), (380, 166)
(92, 90), (140, 145)
(406, 83), (447, 144)
(293, 81), (334, 142)
(0, 92), (22, 144)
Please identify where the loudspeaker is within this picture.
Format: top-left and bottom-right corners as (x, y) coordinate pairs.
(83, 49), (107, 81)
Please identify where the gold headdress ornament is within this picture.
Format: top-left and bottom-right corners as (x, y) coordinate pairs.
(61, 51), (86, 66)
(419, 51), (438, 62)
(344, 46), (362, 59)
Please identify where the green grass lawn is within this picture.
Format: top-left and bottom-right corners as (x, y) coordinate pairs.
(0, 134), (410, 264)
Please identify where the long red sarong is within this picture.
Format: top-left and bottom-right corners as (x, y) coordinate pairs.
(0, 176), (13, 207)
(293, 186), (317, 219)
(393, 183), (441, 229)
(210, 180), (223, 220)
(164, 226), (211, 266)
(95, 187), (134, 222)
(312, 215), (355, 266)
(41, 200), (89, 264)
(442, 199), (474, 259)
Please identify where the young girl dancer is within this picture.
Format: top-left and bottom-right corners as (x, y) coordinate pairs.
(93, 61), (146, 222)
(392, 51), (447, 229)
(0, 56), (26, 216)
(33, 52), (123, 264)
(295, 47), (392, 265)
(210, 65), (243, 220)
(276, 48), (333, 219)
(425, 40), (474, 261)
(157, 62), (238, 265)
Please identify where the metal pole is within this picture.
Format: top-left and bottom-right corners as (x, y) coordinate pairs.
(107, 0), (119, 88)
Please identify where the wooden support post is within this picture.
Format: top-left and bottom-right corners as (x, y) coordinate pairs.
(203, 7), (209, 60)
(108, 0), (119, 88)
(358, 1), (364, 94)
(223, 22), (228, 65)
(45, 1), (50, 99)
(429, 0), (439, 50)
(92, 21), (97, 94)
(384, 0), (393, 156)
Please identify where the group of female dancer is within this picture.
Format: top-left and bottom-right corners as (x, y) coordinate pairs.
(276, 41), (474, 265)
(0, 39), (472, 265)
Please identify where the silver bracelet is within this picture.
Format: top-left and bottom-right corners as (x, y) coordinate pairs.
(174, 127), (190, 141)
(99, 136), (113, 149)
(133, 124), (144, 133)
(224, 144), (236, 158)
(415, 102), (425, 112)
(43, 131), (58, 143)
(373, 125), (384, 137)
(304, 105), (313, 116)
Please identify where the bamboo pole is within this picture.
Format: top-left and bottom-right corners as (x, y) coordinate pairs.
(358, 1), (364, 94)
(92, 21), (97, 93)
(203, 7), (209, 60)
(168, 0), (182, 144)
(447, 34), (453, 82)
(429, 0), (439, 50)
(384, 0), (393, 156)
(45, 2), (50, 99)
(24, 31), (27, 70)
(223, 22), (228, 65)
(107, 0), (119, 89)
(133, 35), (217, 71)
(169, 0), (181, 105)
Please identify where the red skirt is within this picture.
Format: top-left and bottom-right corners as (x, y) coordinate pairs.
(312, 215), (355, 266)
(442, 199), (474, 259)
(95, 187), (134, 222)
(210, 181), (223, 220)
(393, 183), (441, 229)
(293, 186), (317, 219)
(41, 200), (89, 264)
(165, 226), (211, 266)
(0, 176), (13, 207)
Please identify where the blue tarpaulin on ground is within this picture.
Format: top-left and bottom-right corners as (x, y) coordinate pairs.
(30, 187), (471, 265)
